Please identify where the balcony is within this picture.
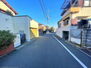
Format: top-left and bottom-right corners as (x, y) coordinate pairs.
(61, 0), (79, 16)
(70, 7), (80, 13)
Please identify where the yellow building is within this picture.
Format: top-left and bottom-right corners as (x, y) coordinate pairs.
(30, 20), (39, 39)
(0, 0), (17, 16)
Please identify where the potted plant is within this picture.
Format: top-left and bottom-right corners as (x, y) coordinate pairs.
(0, 30), (16, 56)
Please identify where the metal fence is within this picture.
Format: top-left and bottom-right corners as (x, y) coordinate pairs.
(82, 29), (91, 47)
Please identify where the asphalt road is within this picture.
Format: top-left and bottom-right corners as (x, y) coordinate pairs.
(0, 34), (91, 68)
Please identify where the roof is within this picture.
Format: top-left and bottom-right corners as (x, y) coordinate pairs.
(0, 0), (18, 15)
(14, 15), (32, 20)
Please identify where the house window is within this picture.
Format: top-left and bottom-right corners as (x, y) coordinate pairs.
(63, 17), (70, 26)
(84, 0), (91, 6)
(63, 20), (69, 26)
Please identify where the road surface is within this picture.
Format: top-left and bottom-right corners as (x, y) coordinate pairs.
(0, 34), (91, 68)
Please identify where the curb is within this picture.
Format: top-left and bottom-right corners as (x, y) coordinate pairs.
(16, 38), (38, 50)
(54, 34), (91, 57)
(0, 49), (16, 58)
(0, 38), (38, 58)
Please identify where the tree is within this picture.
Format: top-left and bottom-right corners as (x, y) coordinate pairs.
(49, 27), (55, 33)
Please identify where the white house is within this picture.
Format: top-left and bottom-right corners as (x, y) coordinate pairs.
(0, 12), (31, 47)
(13, 16), (31, 42)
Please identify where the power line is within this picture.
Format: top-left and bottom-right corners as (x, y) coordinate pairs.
(38, 0), (46, 18)
(38, 0), (49, 24)
(41, 0), (49, 20)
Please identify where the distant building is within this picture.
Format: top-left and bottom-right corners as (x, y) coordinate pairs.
(38, 24), (47, 35)
(30, 20), (39, 39)
(56, 0), (91, 46)
(0, 0), (17, 16)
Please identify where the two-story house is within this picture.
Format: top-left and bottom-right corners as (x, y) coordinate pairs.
(56, 0), (91, 45)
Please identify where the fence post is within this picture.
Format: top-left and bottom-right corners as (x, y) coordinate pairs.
(80, 30), (83, 47)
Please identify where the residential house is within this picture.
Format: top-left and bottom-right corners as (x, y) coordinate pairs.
(0, 0), (17, 16)
(56, 0), (91, 46)
(38, 24), (47, 35)
(0, 13), (31, 47)
(30, 20), (39, 39)
(0, 0), (39, 47)
(13, 16), (31, 42)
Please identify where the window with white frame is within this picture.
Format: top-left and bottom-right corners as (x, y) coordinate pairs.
(84, 0), (91, 6)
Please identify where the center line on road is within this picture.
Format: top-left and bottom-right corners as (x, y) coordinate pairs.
(53, 36), (87, 68)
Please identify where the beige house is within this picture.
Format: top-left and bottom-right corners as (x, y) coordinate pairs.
(56, 0), (91, 45)
(0, 0), (17, 16)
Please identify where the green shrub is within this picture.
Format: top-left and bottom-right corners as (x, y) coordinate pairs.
(0, 30), (16, 50)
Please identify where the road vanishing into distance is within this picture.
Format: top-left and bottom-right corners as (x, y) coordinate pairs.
(0, 34), (91, 68)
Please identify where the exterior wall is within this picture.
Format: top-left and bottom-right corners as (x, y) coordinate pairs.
(78, 0), (84, 7)
(56, 27), (62, 38)
(70, 26), (81, 44)
(72, 7), (91, 18)
(0, 12), (21, 47)
(30, 20), (38, 28)
(30, 20), (39, 38)
(13, 16), (31, 41)
(30, 28), (39, 38)
(57, 15), (72, 40)
(61, 21), (71, 31)
(71, 38), (81, 44)
(0, 12), (14, 33)
(0, 12), (31, 44)
(56, 17), (71, 41)
(0, 1), (16, 16)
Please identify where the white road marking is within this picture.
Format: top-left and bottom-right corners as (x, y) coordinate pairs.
(67, 40), (91, 58)
(53, 36), (87, 68)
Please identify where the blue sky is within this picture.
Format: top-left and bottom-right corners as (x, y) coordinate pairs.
(7, 0), (64, 27)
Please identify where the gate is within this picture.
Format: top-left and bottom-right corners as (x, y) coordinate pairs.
(82, 29), (91, 47)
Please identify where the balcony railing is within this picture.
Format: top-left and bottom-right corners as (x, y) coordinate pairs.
(61, 0), (79, 16)
(70, 7), (80, 13)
